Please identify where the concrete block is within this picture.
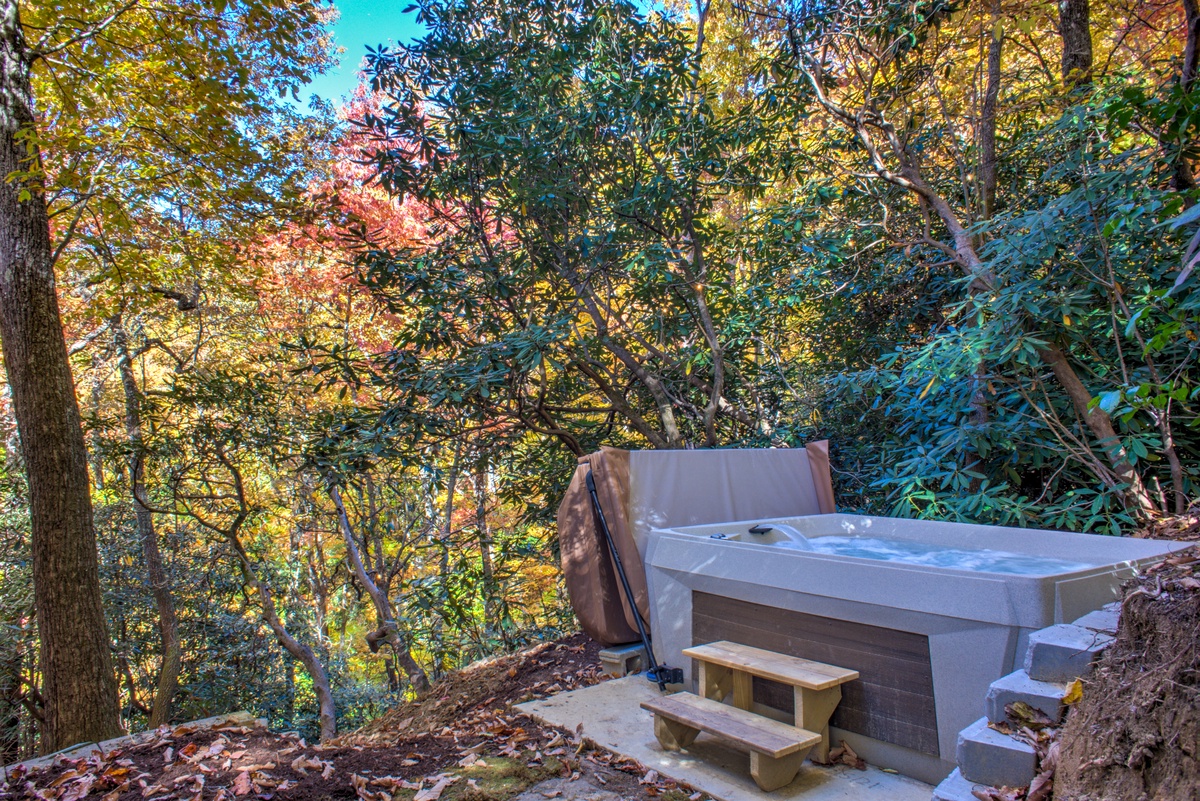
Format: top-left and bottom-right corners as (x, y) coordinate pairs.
(956, 716), (1037, 788)
(932, 768), (988, 801)
(986, 670), (1067, 724)
(1072, 603), (1120, 635)
(598, 642), (644, 677)
(1024, 624), (1113, 683)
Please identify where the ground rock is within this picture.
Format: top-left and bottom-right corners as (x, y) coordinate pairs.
(510, 776), (627, 801)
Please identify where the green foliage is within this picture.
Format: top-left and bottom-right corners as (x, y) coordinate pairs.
(814, 85), (1199, 531)
(345, 0), (806, 463)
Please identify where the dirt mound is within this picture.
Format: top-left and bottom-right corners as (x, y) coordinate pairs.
(2, 634), (703, 801)
(1054, 547), (1200, 801)
(335, 633), (606, 746)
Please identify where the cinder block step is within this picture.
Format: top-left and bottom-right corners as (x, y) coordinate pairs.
(932, 768), (986, 801)
(599, 642), (644, 677)
(955, 716), (1037, 789)
(986, 670), (1067, 724)
(1023, 624), (1113, 683)
(1072, 603), (1120, 635)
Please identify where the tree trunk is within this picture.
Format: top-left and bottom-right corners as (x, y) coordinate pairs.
(1039, 342), (1158, 515)
(1058, 0), (1093, 87)
(114, 318), (180, 728)
(474, 461), (496, 640)
(980, 0), (1002, 221)
(0, 1), (121, 753)
(1173, 0), (1200, 191)
(329, 484), (430, 695)
(253, 577), (336, 741)
(283, 658), (296, 725)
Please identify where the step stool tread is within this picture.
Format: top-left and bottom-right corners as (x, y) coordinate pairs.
(641, 692), (820, 757)
(684, 641), (859, 690)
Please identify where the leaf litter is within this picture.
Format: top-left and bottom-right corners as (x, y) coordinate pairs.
(3, 633), (708, 801)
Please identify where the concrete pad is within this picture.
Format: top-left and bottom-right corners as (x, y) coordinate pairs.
(516, 677), (932, 801)
(932, 768), (989, 801)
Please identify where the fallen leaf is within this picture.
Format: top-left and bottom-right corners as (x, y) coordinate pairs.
(1028, 770), (1054, 801)
(290, 755), (332, 775)
(413, 775), (455, 801)
(1043, 739), (1061, 773)
(61, 775), (96, 801)
(1062, 679), (1084, 706)
(1006, 701), (1055, 730)
(232, 771), (252, 796)
(640, 769), (659, 785)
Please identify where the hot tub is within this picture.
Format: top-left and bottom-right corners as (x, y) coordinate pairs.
(643, 513), (1185, 784)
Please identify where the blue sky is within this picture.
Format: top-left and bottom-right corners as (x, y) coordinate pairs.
(302, 1), (671, 104)
(304, 0), (426, 103)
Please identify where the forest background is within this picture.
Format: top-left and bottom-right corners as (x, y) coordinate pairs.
(1, 0), (1197, 759)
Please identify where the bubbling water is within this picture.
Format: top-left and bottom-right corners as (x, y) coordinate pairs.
(760, 524), (813, 551)
(770, 535), (1091, 575)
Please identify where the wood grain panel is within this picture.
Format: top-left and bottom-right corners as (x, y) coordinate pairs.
(692, 592), (939, 755)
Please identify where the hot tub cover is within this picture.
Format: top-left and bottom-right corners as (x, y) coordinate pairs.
(557, 443), (835, 646)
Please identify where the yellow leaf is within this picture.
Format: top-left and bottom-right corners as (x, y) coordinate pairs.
(919, 376), (936, 399)
(1063, 314), (1072, 326)
(1062, 678), (1083, 705)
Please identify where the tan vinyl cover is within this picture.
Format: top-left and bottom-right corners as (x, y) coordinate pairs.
(557, 449), (642, 645)
(556, 443), (836, 647)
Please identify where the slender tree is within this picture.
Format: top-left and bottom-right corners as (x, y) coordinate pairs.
(113, 317), (181, 727)
(0, 0), (120, 751)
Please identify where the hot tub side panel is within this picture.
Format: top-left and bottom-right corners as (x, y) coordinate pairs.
(692, 592), (940, 755)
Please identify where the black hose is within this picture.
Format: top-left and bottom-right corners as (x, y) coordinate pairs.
(585, 468), (672, 691)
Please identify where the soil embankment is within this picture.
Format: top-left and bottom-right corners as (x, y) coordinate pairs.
(1055, 544), (1199, 800)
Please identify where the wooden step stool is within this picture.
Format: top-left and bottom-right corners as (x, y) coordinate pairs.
(640, 693), (821, 791)
(641, 641), (860, 791)
(685, 640), (859, 763)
